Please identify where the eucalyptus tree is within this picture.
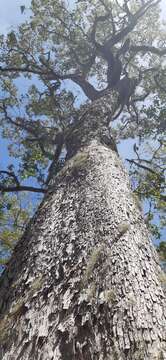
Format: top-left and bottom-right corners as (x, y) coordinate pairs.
(0, 0), (166, 359)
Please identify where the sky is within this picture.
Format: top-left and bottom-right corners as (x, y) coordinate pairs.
(0, 0), (165, 34)
(0, 0), (165, 243)
(0, 0), (31, 34)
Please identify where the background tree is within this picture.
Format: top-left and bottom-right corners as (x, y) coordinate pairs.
(0, 0), (165, 359)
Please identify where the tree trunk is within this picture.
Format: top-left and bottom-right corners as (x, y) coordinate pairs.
(0, 95), (165, 360)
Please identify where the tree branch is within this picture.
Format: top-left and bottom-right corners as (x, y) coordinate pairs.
(130, 45), (166, 56)
(0, 103), (54, 158)
(0, 170), (20, 186)
(90, 13), (111, 45)
(132, 92), (150, 103)
(0, 169), (47, 193)
(66, 74), (104, 100)
(104, 0), (161, 48)
(45, 132), (64, 185)
(126, 158), (162, 176)
(0, 63), (104, 100)
(0, 185), (46, 193)
(0, 65), (48, 77)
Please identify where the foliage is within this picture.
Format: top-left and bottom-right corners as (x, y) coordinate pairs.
(127, 138), (165, 238)
(0, 0), (165, 264)
(0, 193), (33, 267)
(157, 241), (166, 261)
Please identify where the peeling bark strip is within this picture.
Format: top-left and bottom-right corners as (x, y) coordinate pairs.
(0, 97), (166, 359)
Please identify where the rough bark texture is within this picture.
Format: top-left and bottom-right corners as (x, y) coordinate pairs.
(0, 95), (165, 360)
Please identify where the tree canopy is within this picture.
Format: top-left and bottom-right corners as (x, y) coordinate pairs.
(0, 0), (165, 263)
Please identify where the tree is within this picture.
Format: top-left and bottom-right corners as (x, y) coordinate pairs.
(0, 192), (34, 268)
(0, 0), (166, 358)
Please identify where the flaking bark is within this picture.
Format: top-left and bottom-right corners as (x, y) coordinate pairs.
(0, 94), (165, 360)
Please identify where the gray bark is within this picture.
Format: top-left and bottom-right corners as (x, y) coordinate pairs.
(0, 94), (165, 359)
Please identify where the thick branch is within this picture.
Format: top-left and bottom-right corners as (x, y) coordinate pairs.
(0, 64), (103, 100)
(0, 185), (46, 193)
(66, 74), (104, 100)
(123, 0), (132, 19)
(0, 65), (47, 77)
(104, 0), (161, 48)
(130, 45), (166, 56)
(0, 169), (46, 193)
(46, 72), (104, 100)
(89, 1), (160, 91)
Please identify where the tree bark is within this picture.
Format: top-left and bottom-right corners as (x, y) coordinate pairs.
(0, 95), (165, 360)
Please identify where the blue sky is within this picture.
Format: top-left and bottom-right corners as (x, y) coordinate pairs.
(0, 0), (31, 34)
(0, 0), (166, 34)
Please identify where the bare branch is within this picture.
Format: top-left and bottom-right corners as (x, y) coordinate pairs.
(0, 185), (46, 193)
(126, 158), (161, 175)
